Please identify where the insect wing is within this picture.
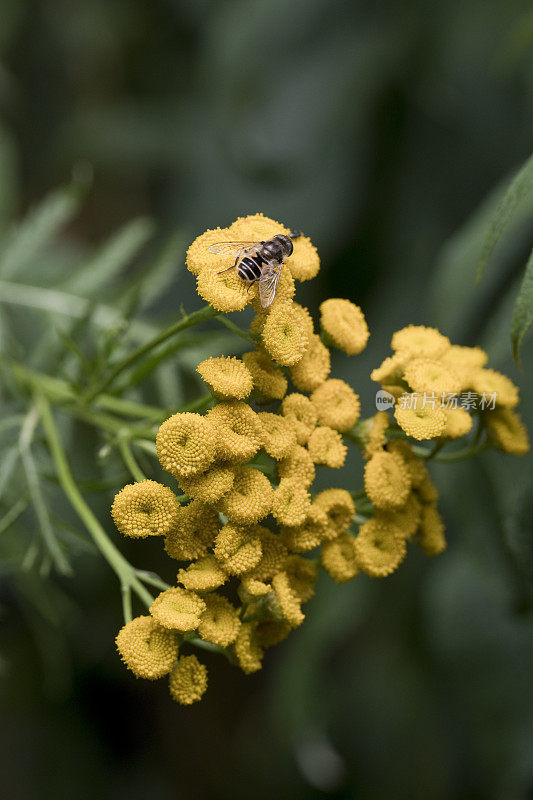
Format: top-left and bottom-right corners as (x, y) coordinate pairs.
(208, 241), (261, 255)
(258, 265), (282, 308)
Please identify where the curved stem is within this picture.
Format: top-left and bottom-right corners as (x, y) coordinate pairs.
(117, 434), (147, 482)
(216, 315), (255, 343)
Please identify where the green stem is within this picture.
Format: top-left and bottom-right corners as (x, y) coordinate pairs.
(410, 437), (489, 463)
(37, 393), (154, 610)
(216, 315), (255, 344)
(135, 570), (171, 592)
(0, 498), (28, 536)
(181, 632), (236, 664)
(83, 304), (220, 401)
(117, 434), (147, 482)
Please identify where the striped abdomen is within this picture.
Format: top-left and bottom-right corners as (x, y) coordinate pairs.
(237, 252), (266, 283)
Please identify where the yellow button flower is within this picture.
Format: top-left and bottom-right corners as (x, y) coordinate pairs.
(470, 368), (519, 409)
(370, 353), (409, 384)
(439, 344), (488, 389)
(313, 489), (355, 540)
(156, 412), (217, 478)
(250, 265), (295, 312)
(208, 401), (262, 462)
(169, 655), (208, 705)
(418, 505), (446, 556)
(196, 356), (253, 400)
(417, 476), (439, 503)
(310, 379), (361, 432)
(281, 513), (325, 553)
(307, 426), (347, 468)
(364, 450), (411, 510)
(403, 358), (461, 396)
(254, 620), (291, 649)
(178, 555), (228, 591)
(271, 478), (311, 526)
(218, 466), (273, 524)
(214, 524), (263, 575)
(375, 492), (422, 540)
(242, 350), (288, 399)
(261, 301), (309, 366)
(290, 332), (331, 392)
(357, 411), (390, 459)
(244, 527), (288, 582)
(394, 393), (446, 440)
(284, 555), (317, 602)
(391, 325), (450, 359)
(196, 267), (250, 312)
(277, 444), (316, 488)
(442, 406), (473, 439)
(281, 393), (318, 445)
(177, 463), (235, 504)
(150, 586), (206, 632)
(258, 412), (297, 459)
(116, 616), (179, 680)
(111, 480), (180, 538)
(354, 519), (406, 577)
(164, 500), (219, 561)
(198, 594), (241, 647)
(386, 441), (428, 488)
(485, 408), (530, 455)
(271, 571), (305, 627)
(291, 302), (315, 336)
(321, 534), (359, 582)
(319, 298), (369, 355)
(234, 621), (263, 674)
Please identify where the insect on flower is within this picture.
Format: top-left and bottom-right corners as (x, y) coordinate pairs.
(208, 231), (302, 308)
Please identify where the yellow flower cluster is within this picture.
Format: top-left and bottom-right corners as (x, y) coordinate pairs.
(112, 218), (529, 707)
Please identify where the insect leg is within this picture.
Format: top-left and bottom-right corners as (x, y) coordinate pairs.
(217, 248), (246, 276)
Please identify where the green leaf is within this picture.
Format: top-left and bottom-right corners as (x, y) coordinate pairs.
(476, 151), (533, 282)
(510, 247), (533, 366)
(0, 185), (82, 279)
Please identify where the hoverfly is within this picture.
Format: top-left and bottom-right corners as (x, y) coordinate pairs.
(208, 230), (301, 308)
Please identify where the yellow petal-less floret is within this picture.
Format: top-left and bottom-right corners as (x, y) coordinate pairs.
(116, 616), (179, 680)
(164, 501), (219, 561)
(111, 480), (180, 538)
(242, 350), (288, 399)
(370, 353), (409, 384)
(307, 426), (347, 468)
(284, 555), (318, 602)
(418, 504), (446, 556)
(208, 401), (262, 463)
(177, 464), (235, 504)
(364, 450), (411, 510)
(442, 406), (473, 439)
(244, 527), (288, 582)
(196, 356), (253, 400)
(150, 587), (206, 632)
(321, 534), (359, 582)
(277, 444), (316, 488)
(470, 368), (519, 409)
(403, 358), (461, 396)
(271, 478), (311, 526)
(313, 489), (355, 540)
(218, 466), (273, 524)
(234, 621), (264, 673)
(271, 571), (305, 627)
(360, 412), (390, 459)
(354, 519), (406, 577)
(376, 492), (422, 540)
(281, 393), (318, 445)
(261, 301), (309, 366)
(417, 476), (439, 504)
(310, 379), (361, 432)
(258, 412), (298, 459)
(394, 393), (447, 440)
(198, 594), (241, 647)
(285, 234), (320, 282)
(290, 302), (315, 336)
(391, 325), (450, 359)
(254, 619), (291, 649)
(178, 555), (228, 592)
(290, 332), (331, 392)
(156, 413), (217, 478)
(213, 524), (263, 575)
(169, 655), (207, 705)
(386, 441), (429, 488)
(439, 345), (488, 389)
(250, 264), (295, 312)
(485, 408), (530, 455)
(319, 298), (369, 355)
(281, 513), (325, 553)
(196, 266), (249, 312)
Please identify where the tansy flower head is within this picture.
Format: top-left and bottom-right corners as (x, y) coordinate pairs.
(310, 379), (361, 432)
(471, 368), (519, 409)
(198, 594), (241, 647)
(177, 464), (235, 504)
(178, 555), (228, 592)
(290, 332), (331, 392)
(164, 500), (219, 561)
(355, 411), (390, 459)
(364, 449), (411, 510)
(394, 393), (447, 440)
(208, 401), (262, 462)
(375, 492), (422, 540)
(150, 586), (206, 632)
(442, 406), (473, 439)
(214, 524), (263, 575)
(270, 571), (305, 627)
(284, 555), (317, 602)
(169, 655), (207, 705)
(313, 489), (355, 540)
(403, 358), (461, 396)
(291, 302), (315, 336)
(386, 441), (428, 488)
(321, 534), (359, 583)
(439, 345), (488, 389)
(116, 616), (179, 680)
(242, 350), (287, 400)
(251, 265), (295, 312)
(261, 301), (309, 366)
(485, 408), (530, 455)
(307, 426), (347, 468)
(234, 621), (263, 674)
(111, 480), (180, 539)
(196, 267), (249, 312)
(196, 356), (253, 400)
(239, 575), (271, 599)
(281, 393), (318, 445)
(254, 619), (291, 649)
(370, 353), (408, 385)
(417, 504), (446, 556)
(281, 512), (325, 553)
(245, 527), (288, 582)
(391, 325), (450, 359)
(157, 413), (216, 478)
(271, 478), (311, 526)
(277, 444), (316, 488)
(218, 466), (273, 524)
(319, 298), (369, 355)
(417, 475), (439, 503)
(354, 519), (406, 577)
(258, 412), (297, 459)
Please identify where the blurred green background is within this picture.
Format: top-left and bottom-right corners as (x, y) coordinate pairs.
(1, 1), (533, 798)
